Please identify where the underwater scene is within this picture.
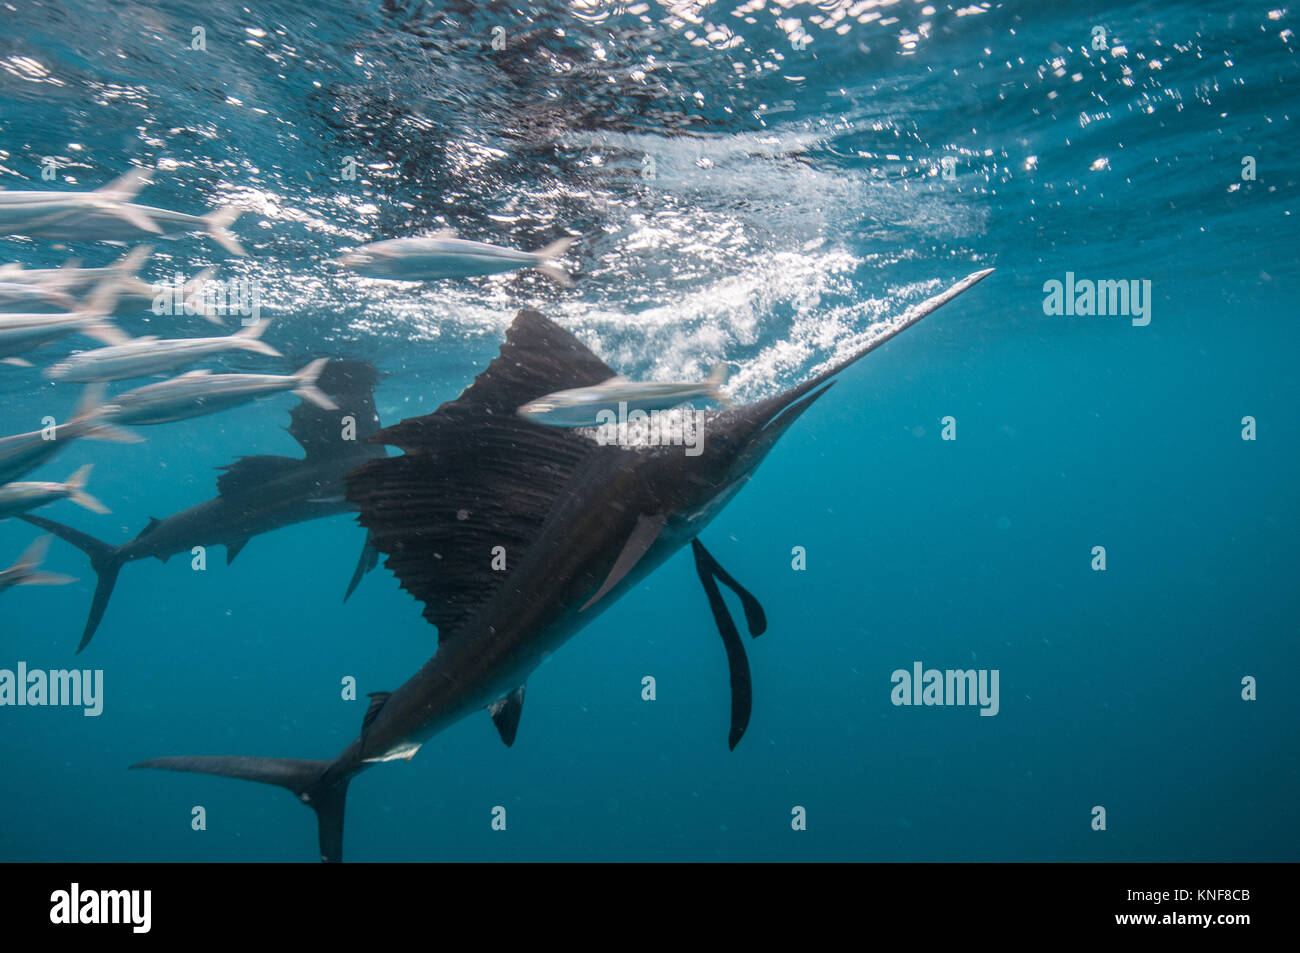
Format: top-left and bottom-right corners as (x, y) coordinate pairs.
(0, 0), (1296, 864)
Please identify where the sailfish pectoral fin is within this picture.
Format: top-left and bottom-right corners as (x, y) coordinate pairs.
(580, 513), (668, 612)
(488, 685), (527, 747)
(691, 538), (765, 750)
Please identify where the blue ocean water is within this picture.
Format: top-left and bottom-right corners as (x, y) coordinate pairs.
(0, 0), (1296, 862)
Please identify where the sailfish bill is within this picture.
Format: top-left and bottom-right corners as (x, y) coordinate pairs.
(129, 268), (993, 861)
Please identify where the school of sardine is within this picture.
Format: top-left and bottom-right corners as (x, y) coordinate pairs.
(0, 163), (742, 601)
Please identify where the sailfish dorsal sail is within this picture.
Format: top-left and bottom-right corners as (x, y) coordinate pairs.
(346, 310), (618, 642)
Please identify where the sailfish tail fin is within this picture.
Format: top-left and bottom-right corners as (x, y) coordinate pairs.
(130, 756), (350, 862)
(17, 514), (124, 653)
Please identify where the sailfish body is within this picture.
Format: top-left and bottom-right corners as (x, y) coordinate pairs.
(130, 268), (993, 861)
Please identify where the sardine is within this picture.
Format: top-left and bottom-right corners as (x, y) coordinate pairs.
(517, 364), (729, 427)
(103, 359), (336, 426)
(45, 320), (281, 383)
(0, 168), (245, 255)
(337, 232), (575, 285)
(0, 465), (109, 519)
(0, 535), (76, 593)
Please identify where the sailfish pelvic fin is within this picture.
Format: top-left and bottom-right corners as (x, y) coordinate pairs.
(691, 538), (769, 750)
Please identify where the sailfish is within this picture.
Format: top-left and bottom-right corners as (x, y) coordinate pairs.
(131, 267), (993, 861)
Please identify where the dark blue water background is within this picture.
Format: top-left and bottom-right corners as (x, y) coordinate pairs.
(0, 0), (1295, 860)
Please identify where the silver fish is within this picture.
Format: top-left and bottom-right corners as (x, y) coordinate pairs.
(336, 232), (575, 285)
(0, 281), (77, 311)
(0, 464), (109, 519)
(45, 320), (281, 383)
(0, 385), (140, 485)
(0, 246), (154, 297)
(0, 168), (245, 256)
(0, 535), (76, 593)
(0, 279), (127, 364)
(103, 359), (336, 426)
(0, 248), (219, 324)
(0, 168), (161, 235)
(517, 364), (730, 427)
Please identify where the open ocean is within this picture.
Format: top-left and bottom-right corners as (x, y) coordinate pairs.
(0, 0), (1296, 862)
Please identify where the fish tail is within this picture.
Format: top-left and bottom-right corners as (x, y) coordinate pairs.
(534, 262), (573, 287)
(76, 276), (131, 345)
(707, 362), (732, 405)
(203, 206), (246, 256)
(63, 464), (110, 515)
(293, 358), (337, 409)
(130, 756), (351, 862)
(82, 422), (143, 444)
(86, 168), (159, 232)
(6, 531), (76, 586)
(17, 515), (125, 652)
(17, 571), (78, 587)
(233, 318), (282, 357)
(72, 382), (107, 420)
(21, 258), (82, 295)
(533, 236), (576, 287)
(186, 267), (224, 325)
(76, 276), (122, 321)
(537, 236), (576, 260)
(110, 244), (153, 278)
(70, 384), (140, 443)
(31, 284), (77, 309)
(80, 321), (130, 346)
(9, 533), (53, 573)
(85, 169), (162, 235)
